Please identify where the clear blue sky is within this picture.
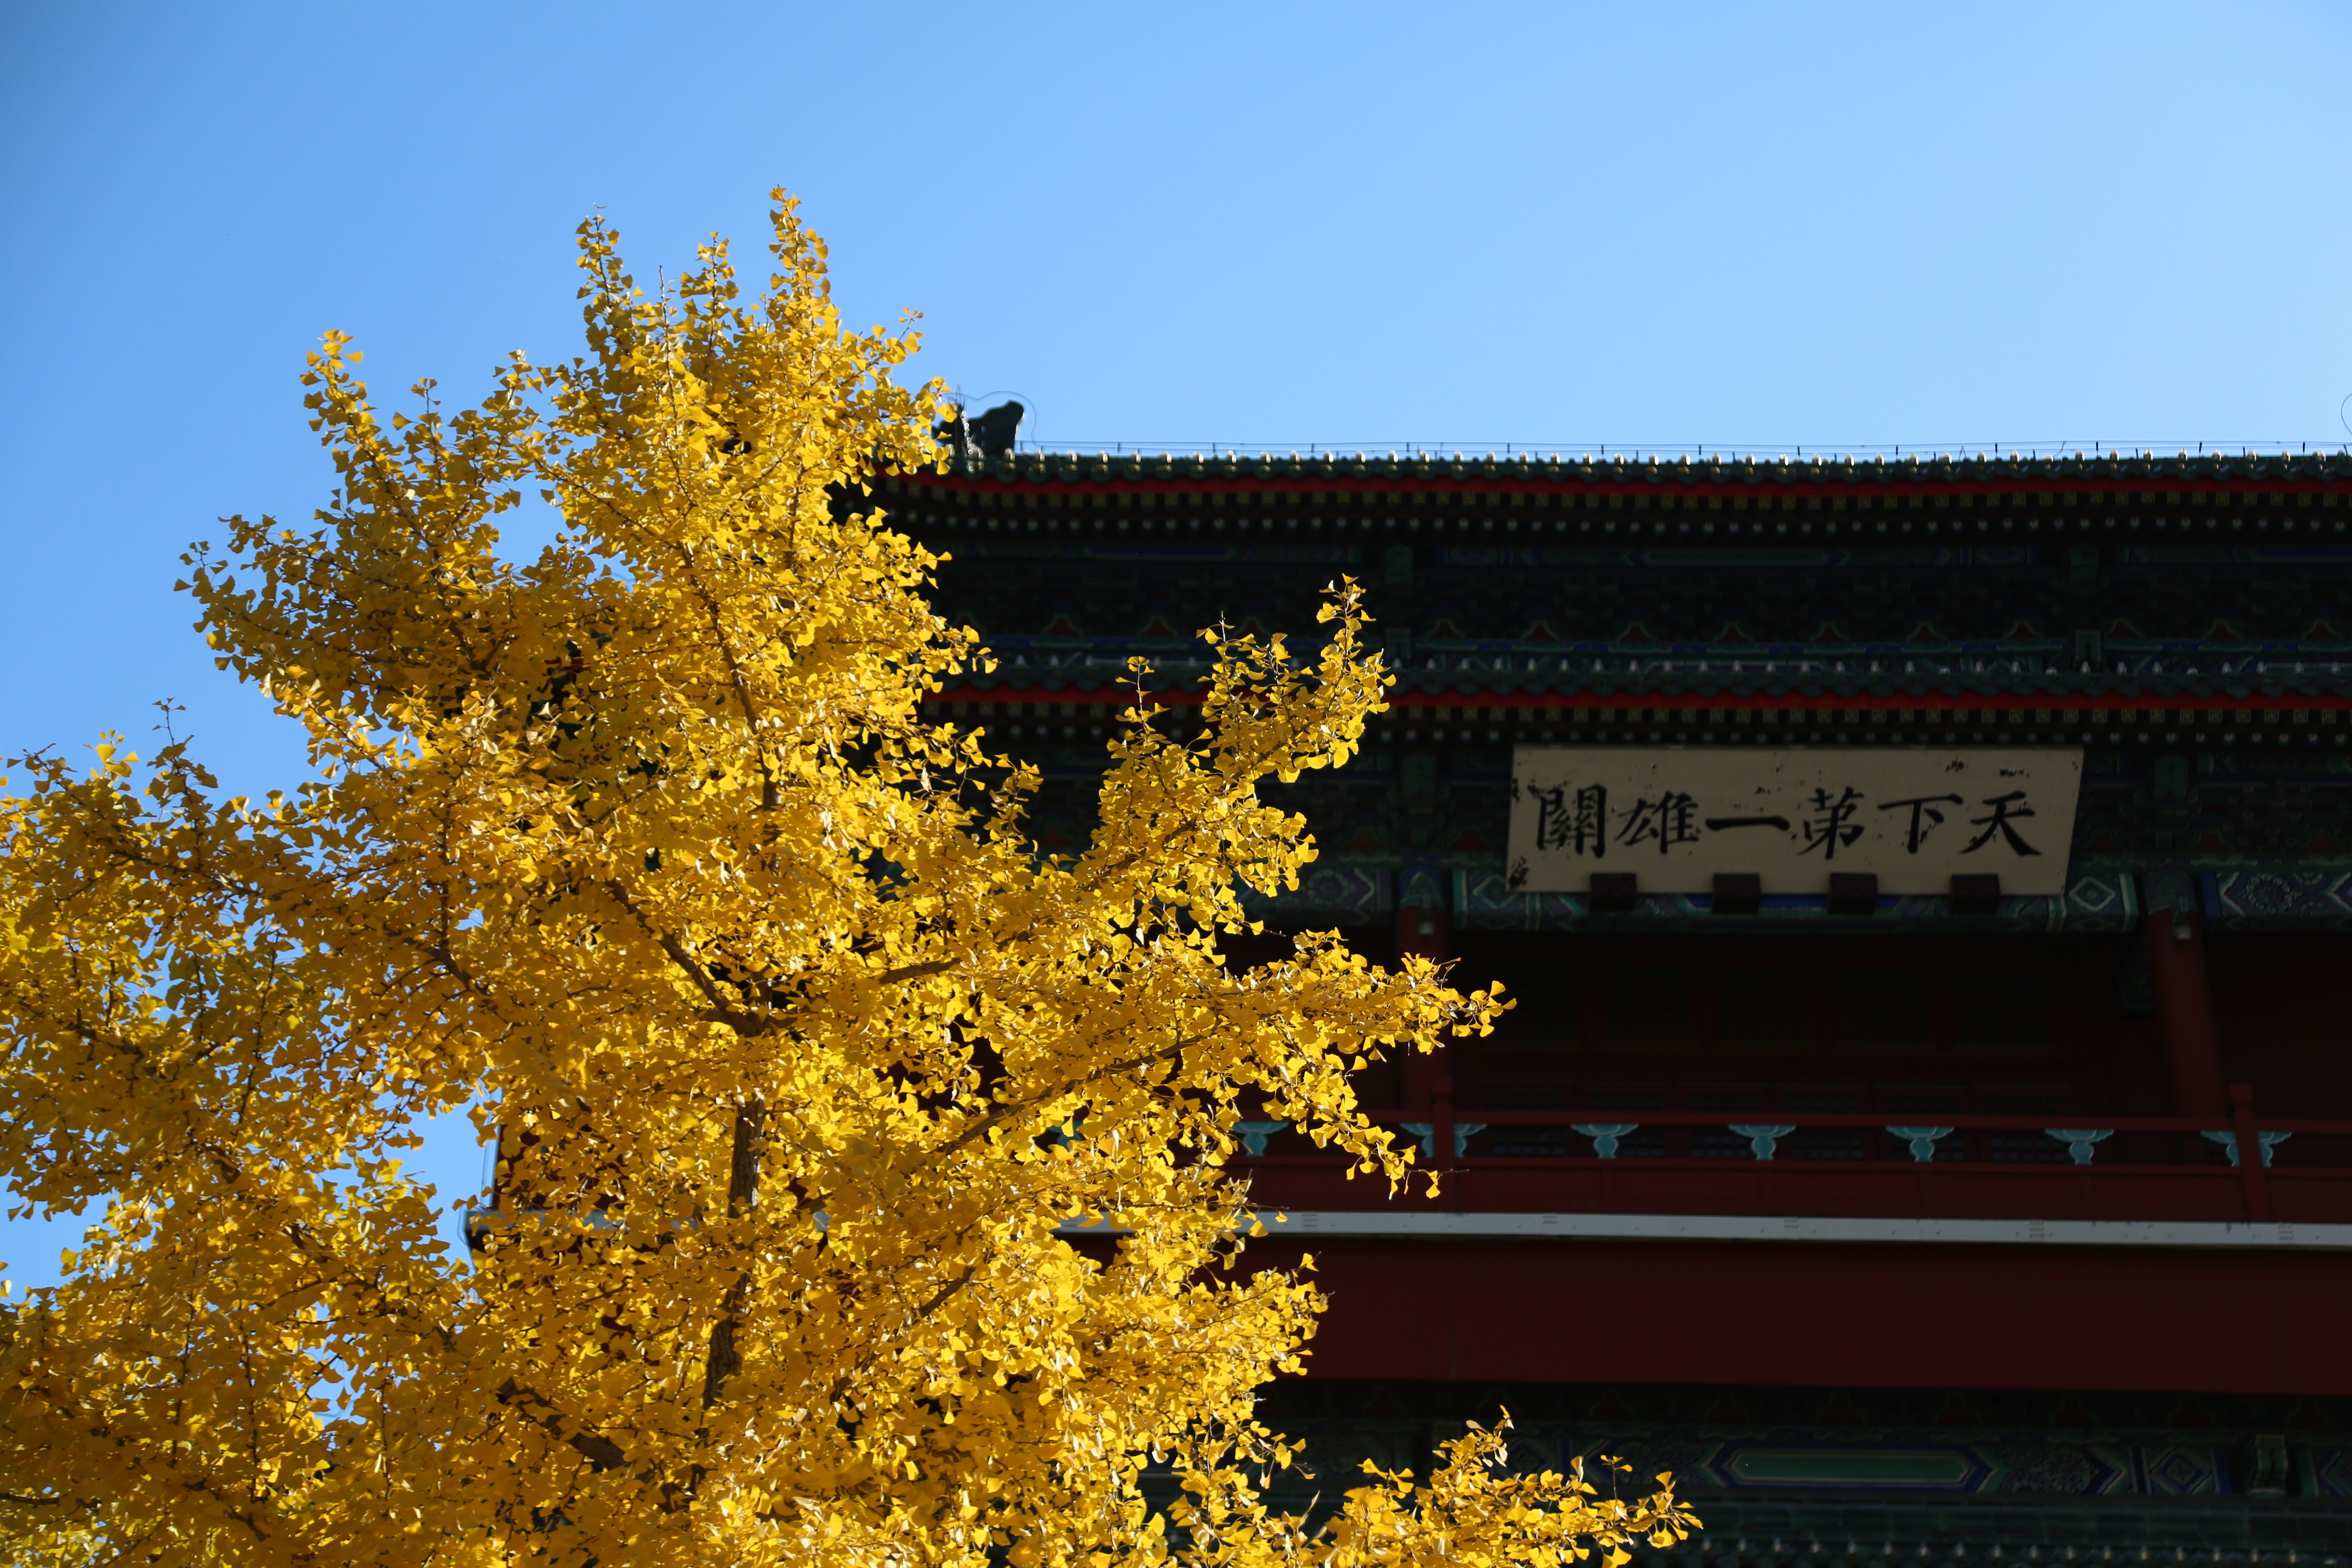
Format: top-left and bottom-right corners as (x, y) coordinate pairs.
(4, 1), (2349, 1283)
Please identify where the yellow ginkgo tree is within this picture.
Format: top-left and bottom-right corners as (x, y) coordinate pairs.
(0, 192), (1693, 1568)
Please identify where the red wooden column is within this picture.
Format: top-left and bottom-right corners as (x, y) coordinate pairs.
(1395, 880), (1452, 1126)
(2229, 1082), (2273, 1222)
(2145, 904), (2226, 1120)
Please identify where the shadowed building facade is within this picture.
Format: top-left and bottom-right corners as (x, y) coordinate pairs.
(878, 440), (2352, 1557)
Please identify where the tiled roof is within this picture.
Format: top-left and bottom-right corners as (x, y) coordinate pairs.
(882, 448), (2352, 716)
(878, 448), (2352, 547)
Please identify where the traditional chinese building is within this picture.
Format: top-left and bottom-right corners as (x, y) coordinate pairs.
(881, 432), (2352, 1558)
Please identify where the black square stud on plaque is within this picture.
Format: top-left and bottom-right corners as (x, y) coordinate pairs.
(1951, 873), (2002, 914)
(1711, 873), (1762, 915)
(1588, 873), (1638, 913)
(1827, 873), (1879, 915)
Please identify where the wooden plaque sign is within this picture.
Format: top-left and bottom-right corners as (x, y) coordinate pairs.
(1505, 746), (2084, 896)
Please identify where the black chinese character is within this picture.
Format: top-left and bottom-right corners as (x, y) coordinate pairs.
(1962, 791), (2041, 856)
(1704, 813), (1791, 832)
(1617, 791), (1702, 855)
(1798, 786), (1866, 860)
(1534, 782), (1609, 858)
(1878, 793), (1964, 854)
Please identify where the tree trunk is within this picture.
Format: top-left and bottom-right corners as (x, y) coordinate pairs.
(699, 1097), (766, 1409)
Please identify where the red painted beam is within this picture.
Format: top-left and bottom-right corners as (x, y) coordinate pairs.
(1259, 1237), (2352, 1393)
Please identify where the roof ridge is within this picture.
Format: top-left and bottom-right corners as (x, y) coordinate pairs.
(897, 449), (2352, 485)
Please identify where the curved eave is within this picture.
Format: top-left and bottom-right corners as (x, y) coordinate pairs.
(927, 676), (2352, 711)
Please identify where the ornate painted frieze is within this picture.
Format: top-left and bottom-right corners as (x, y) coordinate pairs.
(1245, 1382), (2352, 1550)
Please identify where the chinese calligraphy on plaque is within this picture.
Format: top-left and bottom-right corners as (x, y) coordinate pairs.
(1506, 748), (2083, 895)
